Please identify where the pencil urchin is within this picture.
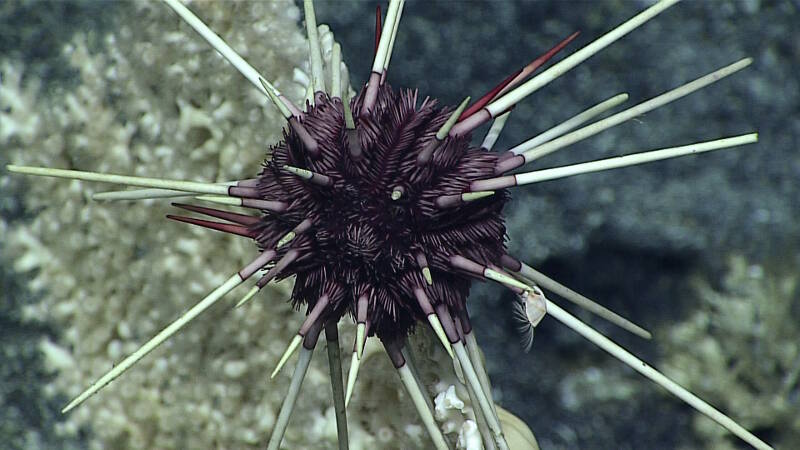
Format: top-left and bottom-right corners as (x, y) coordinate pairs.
(5, 0), (774, 449)
(241, 84), (508, 346)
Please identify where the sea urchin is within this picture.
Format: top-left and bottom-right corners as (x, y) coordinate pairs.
(249, 84), (508, 345)
(6, 0), (774, 449)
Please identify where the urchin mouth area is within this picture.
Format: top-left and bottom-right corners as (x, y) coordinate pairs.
(252, 85), (509, 340)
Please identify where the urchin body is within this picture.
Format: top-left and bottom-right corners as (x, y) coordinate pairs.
(257, 86), (506, 341)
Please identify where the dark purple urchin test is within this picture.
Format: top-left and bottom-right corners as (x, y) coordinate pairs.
(252, 85), (508, 343)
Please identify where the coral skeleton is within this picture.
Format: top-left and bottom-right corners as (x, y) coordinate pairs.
(3, 0), (775, 449)
(662, 258), (800, 450)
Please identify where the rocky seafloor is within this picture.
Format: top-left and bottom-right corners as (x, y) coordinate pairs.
(1, 0), (798, 449)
